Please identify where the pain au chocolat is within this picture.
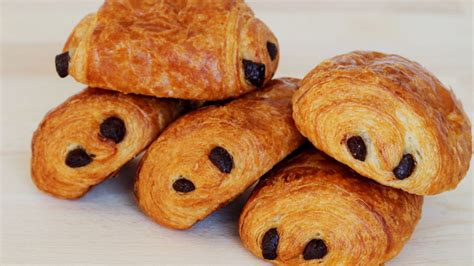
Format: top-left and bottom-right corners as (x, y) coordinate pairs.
(292, 51), (471, 195)
(31, 88), (187, 199)
(135, 78), (305, 229)
(239, 147), (423, 265)
(56, 0), (279, 100)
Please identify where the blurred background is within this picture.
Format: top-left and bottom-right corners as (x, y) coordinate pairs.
(1, 0), (473, 265)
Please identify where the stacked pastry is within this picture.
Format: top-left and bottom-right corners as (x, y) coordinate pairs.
(32, 0), (280, 199)
(241, 51), (471, 265)
(31, 0), (471, 265)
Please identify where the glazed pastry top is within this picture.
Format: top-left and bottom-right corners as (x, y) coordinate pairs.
(31, 88), (185, 199)
(64, 0), (279, 100)
(298, 51), (470, 131)
(293, 51), (472, 195)
(240, 147), (423, 265)
(135, 78), (305, 229)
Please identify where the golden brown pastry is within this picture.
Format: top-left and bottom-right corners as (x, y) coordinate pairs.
(56, 0), (279, 100)
(239, 147), (423, 265)
(31, 88), (187, 199)
(293, 51), (472, 195)
(135, 78), (305, 229)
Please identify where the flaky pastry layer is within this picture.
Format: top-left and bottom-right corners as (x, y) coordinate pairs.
(135, 78), (305, 229)
(31, 88), (186, 199)
(63, 0), (279, 100)
(293, 51), (472, 195)
(239, 147), (423, 265)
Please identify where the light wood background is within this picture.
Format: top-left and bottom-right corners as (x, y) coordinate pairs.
(1, 0), (473, 265)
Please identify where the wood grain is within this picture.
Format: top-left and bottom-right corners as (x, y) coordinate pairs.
(1, 0), (472, 265)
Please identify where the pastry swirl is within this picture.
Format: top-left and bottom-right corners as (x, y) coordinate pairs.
(239, 147), (423, 265)
(31, 88), (187, 199)
(59, 0), (279, 100)
(135, 78), (305, 229)
(293, 51), (472, 195)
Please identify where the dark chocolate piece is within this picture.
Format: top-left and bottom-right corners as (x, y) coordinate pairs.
(173, 178), (195, 193)
(209, 146), (234, 174)
(65, 147), (93, 168)
(100, 117), (126, 144)
(262, 228), (279, 260)
(303, 239), (328, 260)
(393, 153), (416, 180)
(266, 42), (278, 61)
(243, 59), (265, 88)
(55, 51), (70, 78)
(347, 136), (367, 161)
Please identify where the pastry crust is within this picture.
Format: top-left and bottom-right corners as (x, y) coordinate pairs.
(293, 51), (472, 195)
(63, 0), (279, 100)
(239, 147), (423, 265)
(135, 78), (305, 229)
(31, 88), (187, 199)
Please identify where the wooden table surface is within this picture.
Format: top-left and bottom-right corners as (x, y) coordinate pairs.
(1, 0), (473, 265)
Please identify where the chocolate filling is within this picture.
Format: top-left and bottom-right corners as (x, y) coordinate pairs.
(262, 228), (279, 260)
(209, 146), (234, 174)
(303, 239), (328, 260)
(55, 51), (70, 78)
(393, 153), (416, 180)
(243, 59), (265, 88)
(100, 117), (126, 144)
(266, 42), (278, 61)
(173, 178), (195, 193)
(346, 136), (367, 161)
(65, 147), (93, 168)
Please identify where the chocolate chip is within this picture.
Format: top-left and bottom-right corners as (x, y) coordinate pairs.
(55, 51), (70, 78)
(393, 153), (416, 180)
(303, 239), (327, 260)
(208, 146), (233, 174)
(243, 59), (265, 88)
(262, 228), (279, 260)
(99, 117), (126, 144)
(346, 136), (367, 161)
(266, 42), (278, 61)
(172, 178), (195, 193)
(65, 147), (93, 168)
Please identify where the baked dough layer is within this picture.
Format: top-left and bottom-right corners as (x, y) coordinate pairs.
(135, 78), (305, 229)
(31, 88), (186, 199)
(239, 147), (423, 265)
(293, 51), (472, 195)
(64, 0), (279, 100)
